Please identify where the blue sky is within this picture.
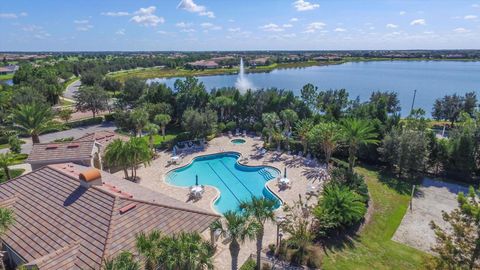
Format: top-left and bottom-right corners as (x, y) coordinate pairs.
(1, 0), (480, 51)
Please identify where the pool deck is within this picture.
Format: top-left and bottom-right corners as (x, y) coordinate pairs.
(112, 135), (327, 269)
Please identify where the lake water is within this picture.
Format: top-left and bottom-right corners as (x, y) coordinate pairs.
(149, 61), (480, 116)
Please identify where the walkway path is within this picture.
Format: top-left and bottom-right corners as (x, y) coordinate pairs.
(64, 79), (80, 100)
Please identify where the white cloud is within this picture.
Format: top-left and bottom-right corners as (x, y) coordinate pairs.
(283, 33), (297, 38)
(453, 27), (470, 33)
(399, 11), (406, 16)
(201, 22), (221, 30)
(74, 20), (93, 31)
(22, 24), (50, 39)
(386, 23), (398, 29)
(177, 0), (215, 18)
(19, 12), (28, 17)
(293, 0), (319, 11)
(74, 19), (89, 24)
(464, 15), (478, 20)
(101, 11), (129, 17)
(260, 23), (284, 32)
(410, 19), (426, 26)
(157, 30), (168, 34)
(180, 28), (196, 33)
(228, 19), (235, 23)
(130, 6), (164, 27)
(334, 27), (347, 32)
(283, 24), (293, 28)
(116, 29), (126, 35)
(290, 17), (299, 22)
(303, 21), (326, 33)
(176, 22), (192, 28)
(0, 13), (18, 19)
(228, 27), (241, 32)
(472, 4), (479, 8)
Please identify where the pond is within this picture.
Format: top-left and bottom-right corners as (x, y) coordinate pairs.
(148, 61), (480, 116)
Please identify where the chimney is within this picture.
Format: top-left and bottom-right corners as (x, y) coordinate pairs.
(79, 169), (102, 188)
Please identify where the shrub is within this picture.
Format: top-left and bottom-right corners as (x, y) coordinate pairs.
(225, 121), (236, 131)
(104, 113), (115, 122)
(217, 122), (226, 133)
(239, 258), (256, 270)
(253, 122), (263, 133)
(67, 117), (103, 128)
(8, 136), (22, 154)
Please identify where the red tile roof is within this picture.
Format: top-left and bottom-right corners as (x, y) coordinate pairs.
(26, 140), (95, 164)
(0, 165), (219, 269)
(75, 130), (129, 147)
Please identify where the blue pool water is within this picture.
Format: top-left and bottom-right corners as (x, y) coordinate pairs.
(166, 152), (281, 214)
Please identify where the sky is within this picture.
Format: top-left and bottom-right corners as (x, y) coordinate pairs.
(1, 0), (480, 51)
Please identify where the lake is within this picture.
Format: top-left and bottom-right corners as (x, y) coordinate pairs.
(148, 61), (480, 116)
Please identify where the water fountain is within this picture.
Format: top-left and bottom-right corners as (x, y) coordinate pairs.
(235, 58), (254, 92)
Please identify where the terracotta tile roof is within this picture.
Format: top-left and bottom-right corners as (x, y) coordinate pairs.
(75, 130), (129, 147)
(0, 165), (219, 269)
(26, 140), (95, 164)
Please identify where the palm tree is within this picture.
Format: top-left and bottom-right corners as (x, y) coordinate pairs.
(0, 152), (14, 181)
(154, 114), (171, 140)
(11, 103), (57, 144)
(295, 119), (313, 155)
(136, 230), (162, 270)
(131, 108), (149, 137)
(308, 122), (342, 170)
(211, 211), (257, 270)
(262, 112), (280, 145)
(271, 128), (284, 152)
(212, 96), (234, 121)
(103, 251), (140, 270)
(340, 118), (379, 173)
(240, 197), (276, 270)
(0, 207), (14, 270)
(144, 123), (159, 151)
(127, 137), (152, 181)
(280, 109), (299, 151)
(104, 139), (131, 179)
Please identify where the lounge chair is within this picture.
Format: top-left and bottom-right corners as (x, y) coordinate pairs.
(242, 130), (247, 137)
(235, 128), (240, 136)
(228, 131), (233, 138)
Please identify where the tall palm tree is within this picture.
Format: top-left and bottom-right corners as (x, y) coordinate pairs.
(280, 109), (299, 151)
(131, 108), (149, 137)
(136, 230), (162, 270)
(240, 197), (276, 270)
(212, 96), (234, 121)
(144, 123), (159, 151)
(0, 152), (14, 182)
(127, 137), (152, 180)
(103, 251), (140, 270)
(308, 122), (342, 170)
(0, 207), (14, 270)
(340, 118), (379, 173)
(154, 114), (171, 140)
(211, 211), (257, 270)
(104, 139), (131, 179)
(11, 103), (57, 143)
(295, 119), (313, 155)
(262, 112), (280, 145)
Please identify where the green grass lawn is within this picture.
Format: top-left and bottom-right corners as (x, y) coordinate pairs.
(142, 133), (177, 147)
(321, 166), (430, 270)
(0, 168), (25, 183)
(0, 73), (14, 80)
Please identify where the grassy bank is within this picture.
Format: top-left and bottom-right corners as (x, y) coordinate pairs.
(0, 73), (14, 81)
(321, 166), (429, 270)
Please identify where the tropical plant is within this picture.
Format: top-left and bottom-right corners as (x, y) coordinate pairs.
(240, 197), (277, 270)
(295, 119), (313, 155)
(212, 96), (234, 121)
(103, 139), (131, 179)
(58, 107), (74, 123)
(0, 207), (14, 235)
(313, 184), (367, 232)
(280, 109), (299, 151)
(262, 112), (280, 145)
(428, 186), (480, 270)
(130, 108), (149, 137)
(103, 251), (140, 270)
(154, 114), (171, 139)
(308, 122), (342, 170)
(136, 230), (162, 270)
(0, 152), (14, 181)
(74, 85), (109, 118)
(340, 118), (379, 173)
(8, 135), (22, 154)
(11, 103), (57, 143)
(127, 137), (152, 180)
(211, 211), (257, 270)
(182, 108), (217, 139)
(144, 123), (159, 151)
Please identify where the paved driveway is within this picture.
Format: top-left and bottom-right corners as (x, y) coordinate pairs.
(64, 79), (81, 100)
(1, 122), (117, 154)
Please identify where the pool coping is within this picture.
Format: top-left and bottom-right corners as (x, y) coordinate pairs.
(162, 151), (285, 215)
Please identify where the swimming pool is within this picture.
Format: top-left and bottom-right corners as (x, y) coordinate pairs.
(166, 152), (281, 214)
(231, 138), (246, 145)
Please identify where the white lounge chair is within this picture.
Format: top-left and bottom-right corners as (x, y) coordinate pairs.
(235, 128), (240, 136)
(242, 130), (247, 137)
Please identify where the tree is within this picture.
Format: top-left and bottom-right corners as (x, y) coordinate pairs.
(211, 96), (234, 121)
(175, 77), (209, 119)
(12, 103), (57, 143)
(316, 89), (349, 119)
(280, 109), (298, 151)
(211, 211), (257, 270)
(182, 108), (217, 139)
(0, 152), (14, 182)
(74, 86), (109, 118)
(295, 119), (313, 155)
(0, 207), (15, 270)
(262, 112), (280, 145)
(58, 107), (73, 123)
(300, 83), (318, 110)
(80, 71), (102, 86)
(144, 123), (159, 150)
(313, 184), (367, 231)
(103, 251), (141, 270)
(104, 139), (131, 179)
(127, 137), (152, 181)
(8, 135), (22, 154)
(341, 119), (379, 173)
(136, 230), (162, 270)
(308, 122), (342, 170)
(240, 197), (277, 270)
(432, 92), (477, 126)
(102, 77), (122, 96)
(154, 114), (171, 139)
(120, 78), (146, 107)
(130, 108), (149, 137)
(428, 187), (480, 270)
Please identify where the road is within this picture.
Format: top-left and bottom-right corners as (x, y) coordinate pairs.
(1, 122), (117, 154)
(64, 79), (81, 100)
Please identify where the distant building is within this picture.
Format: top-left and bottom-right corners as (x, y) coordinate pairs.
(0, 164), (219, 269)
(0, 65), (18, 75)
(251, 57), (269, 66)
(186, 60), (219, 69)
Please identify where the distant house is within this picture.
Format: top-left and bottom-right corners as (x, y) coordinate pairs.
(186, 60), (219, 69)
(0, 164), (219, 269)
(0, 65), (18, 75)
(251, 57), (269, 66)
(75, 130), (129, 155)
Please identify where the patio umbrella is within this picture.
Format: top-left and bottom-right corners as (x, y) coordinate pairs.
(173, 146), (177, 156)
(284, 167), (287, 178)
(195, 174), (199, 186)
